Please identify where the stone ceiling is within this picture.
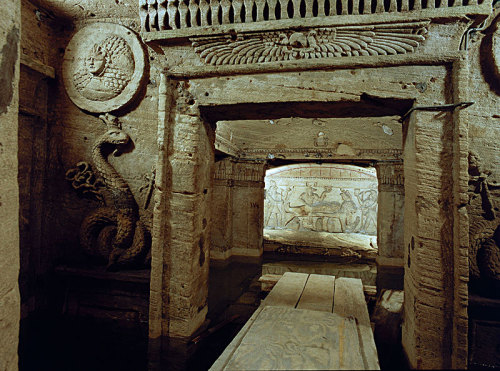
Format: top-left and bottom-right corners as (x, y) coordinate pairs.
(216, 116), (402, 160)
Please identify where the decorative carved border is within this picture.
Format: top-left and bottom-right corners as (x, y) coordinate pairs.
(241, 147), (402, 159)
(191, 21), (429, 65)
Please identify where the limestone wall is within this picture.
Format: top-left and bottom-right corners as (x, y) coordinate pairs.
(0, 0), (21, 368)
(18, 0), (57, 319)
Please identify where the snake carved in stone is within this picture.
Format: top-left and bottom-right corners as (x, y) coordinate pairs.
(77, 114), (149, 270)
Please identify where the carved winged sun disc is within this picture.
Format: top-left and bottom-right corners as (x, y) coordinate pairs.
(191, 21), (430, 65)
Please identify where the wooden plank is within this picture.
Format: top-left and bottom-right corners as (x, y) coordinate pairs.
(209, 306), (265, 371)
(263, 272), (309, 308)
(333, 277), (380, 370)
(296, 274), (335, 313)
(224, 306), (353, 370)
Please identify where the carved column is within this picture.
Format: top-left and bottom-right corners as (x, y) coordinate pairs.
(149, 77), (214, 368)
(375, 161), (404, 289)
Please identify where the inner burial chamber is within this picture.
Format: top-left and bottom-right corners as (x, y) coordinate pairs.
(263, 163), (378, 254)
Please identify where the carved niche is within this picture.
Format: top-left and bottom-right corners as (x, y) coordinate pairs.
(63, 23), (147, 113)
(191, 21), (429, 65)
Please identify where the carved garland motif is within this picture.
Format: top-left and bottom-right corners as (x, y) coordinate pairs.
(191, 21), (429, 65)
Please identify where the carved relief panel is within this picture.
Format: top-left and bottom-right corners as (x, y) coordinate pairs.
(63, 23), (147, 113)
(264, 164), (378, 235)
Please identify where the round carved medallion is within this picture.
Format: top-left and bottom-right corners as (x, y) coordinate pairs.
(492, 26), (500, 79)
(63, 23), (146, 113)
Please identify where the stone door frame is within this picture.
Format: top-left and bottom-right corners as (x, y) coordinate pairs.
(148, 54), (470, 369)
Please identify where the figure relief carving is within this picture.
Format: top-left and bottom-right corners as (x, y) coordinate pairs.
(73, 36), (135, 102)
(66, 114), (150, 270)
(191, 21), (429, 65)
(264, 165), (378, 235)
(63, 23), (147, 113)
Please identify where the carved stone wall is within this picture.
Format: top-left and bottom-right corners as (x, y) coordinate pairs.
(375, 161), (405, 289)
(11, 0), (500, 369)
(41, 14), (159, 272)
(211, 158), (266, 259)
(264, 164), (378, 235)
(0, 0), (20, 368)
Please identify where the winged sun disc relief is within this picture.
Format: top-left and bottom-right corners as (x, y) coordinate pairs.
(191, 20), (429, 65)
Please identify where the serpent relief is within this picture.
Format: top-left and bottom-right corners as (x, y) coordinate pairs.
(66, 114), (150, 270)
(468, 150), (500, 296)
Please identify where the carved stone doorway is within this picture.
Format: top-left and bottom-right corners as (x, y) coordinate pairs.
(149, 59), (470, 369)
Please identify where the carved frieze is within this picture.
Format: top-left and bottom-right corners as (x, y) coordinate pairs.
(191, 21), (429, 65)
(63, 23), (147, 113)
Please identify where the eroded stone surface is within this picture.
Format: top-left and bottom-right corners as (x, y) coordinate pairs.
(0, 0), (20, 369)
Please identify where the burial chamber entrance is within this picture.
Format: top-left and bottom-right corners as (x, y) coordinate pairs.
(149, 58), (471, 369)
(211, 109), (402, 286)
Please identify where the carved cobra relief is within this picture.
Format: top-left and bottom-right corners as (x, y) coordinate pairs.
(66, 114), (150, 270)
(191, 20), (429, 65)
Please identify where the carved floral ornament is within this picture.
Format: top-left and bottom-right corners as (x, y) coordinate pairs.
(63, 23), (147, 113)
(191, 20), (429, 65)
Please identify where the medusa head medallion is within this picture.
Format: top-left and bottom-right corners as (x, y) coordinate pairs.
(63, 23), (146, 112)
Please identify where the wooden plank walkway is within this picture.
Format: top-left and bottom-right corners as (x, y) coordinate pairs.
(210, 272), (380, 370)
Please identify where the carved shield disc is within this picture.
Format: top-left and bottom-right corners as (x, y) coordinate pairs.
(63, 23), (146, 113)
(493, 25), (500, 81)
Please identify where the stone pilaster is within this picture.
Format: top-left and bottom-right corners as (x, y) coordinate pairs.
(375, 161), (404, 289)
(231, 160), (266, 257)
(402, 108), (456, 369)
(149, 77), (214, 369)
(211, 158), (235, 260)
(211, 158), (266, 260)
(167, 81), (213, 338)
